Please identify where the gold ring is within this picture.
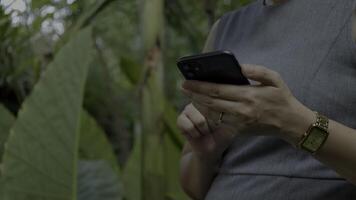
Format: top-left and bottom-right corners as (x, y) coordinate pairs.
(218, 112), (224, 123)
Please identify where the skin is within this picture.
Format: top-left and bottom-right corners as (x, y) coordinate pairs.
(178, 6), (356, 200)
(178, 20), (226, 200)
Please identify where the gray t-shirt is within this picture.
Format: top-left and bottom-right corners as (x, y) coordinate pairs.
(205, 0), (356, 199)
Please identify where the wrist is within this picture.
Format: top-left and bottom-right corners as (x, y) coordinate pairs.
(280, 100), (315, 145)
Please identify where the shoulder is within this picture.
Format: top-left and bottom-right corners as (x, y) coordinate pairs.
(203, 1), (260, 51)
(224, 1), (262, 19)
(203, 19), (221, 52)
(216, 1), (260, 34)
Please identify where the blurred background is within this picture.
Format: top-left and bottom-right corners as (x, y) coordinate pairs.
(0, 0), (251, 199)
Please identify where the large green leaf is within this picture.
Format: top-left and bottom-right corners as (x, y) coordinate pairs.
(122, 123), (142, 200)
(163, 102), (184, 150)
(0, 105), (15, 198)
(0, 105), (15, 162)
(1, 28), (94, 200)
(79, 110), (120, 177)
(163, 133), (188, 200)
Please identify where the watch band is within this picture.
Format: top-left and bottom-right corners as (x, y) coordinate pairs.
(315, 112), (329, 130)
(297, 112), (329, 154)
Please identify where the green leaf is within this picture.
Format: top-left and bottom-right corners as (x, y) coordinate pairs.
(163, 102), (184, 150)
(79, 110), (120, 177)
(77, 160), (122, 200)
(0, 105), (15, 199)
(73, 0), (115, 30)
(163, 133), (189, 200)
(56, 0), (115, 50)
(142, 0), (164, 51)
(119, 56), (142, 85)
(122, 125), (142, 200)
(31, 0), (52, 10)
(2, 28), (94, 200)
(0, 105), (15, 162)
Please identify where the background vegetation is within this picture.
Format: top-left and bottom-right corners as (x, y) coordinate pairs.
(0, 0), (251, 199)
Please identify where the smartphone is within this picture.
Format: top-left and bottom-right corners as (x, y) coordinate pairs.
(177, 50), (250, 85)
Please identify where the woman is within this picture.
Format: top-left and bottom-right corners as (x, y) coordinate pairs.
(177, 0), (356, 199)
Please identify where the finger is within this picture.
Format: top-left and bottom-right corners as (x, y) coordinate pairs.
(241, 64), (285, 87)
(183, 90), (248, 117)
(182, 81), (251, 102)
(191, 102), (222, 131)
(183, 104), (211, 135)
(193, 102), (242, 132)
(192, 102), (220, 121)
(177, 113), (202, 139)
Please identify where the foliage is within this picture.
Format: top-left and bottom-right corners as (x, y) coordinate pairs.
(0, 105), (15, 162)
(0, 0), (252, 200)
(79, 110), (121, 178)
(122, 126), (142, 200)
(77, 160), (122, 200)
(1, 28), (93, 200)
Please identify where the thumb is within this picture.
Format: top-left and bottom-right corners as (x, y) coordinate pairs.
(241, 64), (285, 87)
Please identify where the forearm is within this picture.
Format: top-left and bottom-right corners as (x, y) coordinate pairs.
(283, 104), (356, 185)
(314, 119), (356, 184)
(180, 151), (221, 200)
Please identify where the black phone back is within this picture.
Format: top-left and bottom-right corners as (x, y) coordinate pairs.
(177, 51), (249, 85)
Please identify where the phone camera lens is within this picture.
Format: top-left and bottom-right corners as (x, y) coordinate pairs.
(191, 62), (201, 71)
(187, 72), (195, 78)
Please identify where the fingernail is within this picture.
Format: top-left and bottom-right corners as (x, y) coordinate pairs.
(181, 88), (192, 97)
(182, 80), (196, 89)
(182, 81), (190, 89)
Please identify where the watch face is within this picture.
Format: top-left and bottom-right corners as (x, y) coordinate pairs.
(302, 127), (328, 152)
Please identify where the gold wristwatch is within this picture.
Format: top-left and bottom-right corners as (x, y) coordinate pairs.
(298, 112), (329, 154)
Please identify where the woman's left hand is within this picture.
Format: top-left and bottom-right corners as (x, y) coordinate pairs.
(181, 64), (315, 144)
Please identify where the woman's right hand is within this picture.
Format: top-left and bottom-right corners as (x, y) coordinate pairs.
(177, 103), (236, 162)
